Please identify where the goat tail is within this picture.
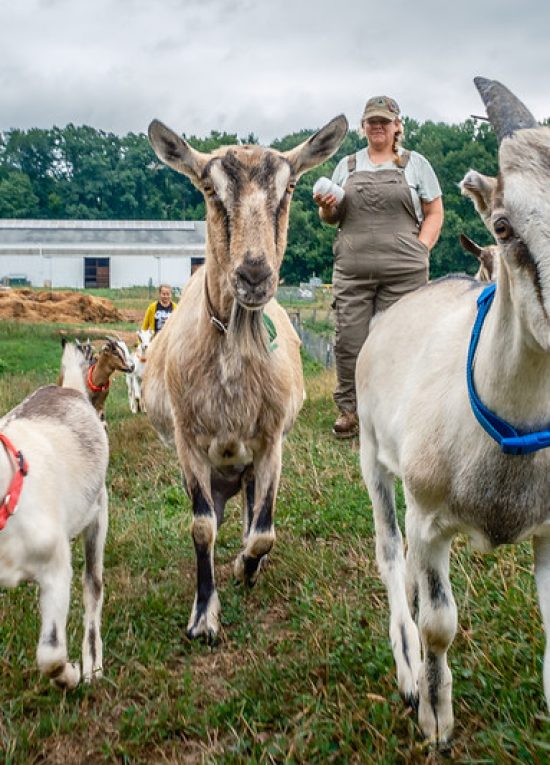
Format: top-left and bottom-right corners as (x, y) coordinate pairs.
(60, 341), (88, 396)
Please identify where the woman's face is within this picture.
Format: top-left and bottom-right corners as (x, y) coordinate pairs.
(363, 117), (399, 149)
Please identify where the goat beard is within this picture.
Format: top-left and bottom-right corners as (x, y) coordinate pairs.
(226, 300), (270, 361)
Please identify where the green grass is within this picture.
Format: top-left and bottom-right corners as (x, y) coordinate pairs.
(0, 316), (549, 763)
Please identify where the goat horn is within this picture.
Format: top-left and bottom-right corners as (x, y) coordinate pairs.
(474, 77), (538, 143)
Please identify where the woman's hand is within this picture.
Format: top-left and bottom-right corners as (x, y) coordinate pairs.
(314, 192), (341, 224)
(418, 197), (444, 250)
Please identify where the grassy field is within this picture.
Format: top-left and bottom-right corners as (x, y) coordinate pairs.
(0, 316), (549, 764)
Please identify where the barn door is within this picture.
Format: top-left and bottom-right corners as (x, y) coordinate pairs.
(84, 257), (110, 288)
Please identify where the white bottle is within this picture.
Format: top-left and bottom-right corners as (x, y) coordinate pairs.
(313, 176), (345, 203)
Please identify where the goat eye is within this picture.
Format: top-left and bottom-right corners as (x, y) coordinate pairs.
(493, 217), (513, 240)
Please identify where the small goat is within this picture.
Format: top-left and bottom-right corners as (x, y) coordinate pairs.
(459, 233), (497, 281)
(356, 78), (550, 747)
(86, 337), (134, 422)
(0, 341), (109, 688)
(126, 329), (153, 414)
(144, 114), (347, 642)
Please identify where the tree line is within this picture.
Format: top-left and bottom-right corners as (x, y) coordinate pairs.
(0, 118), (503, 283)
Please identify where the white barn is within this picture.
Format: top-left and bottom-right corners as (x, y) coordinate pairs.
(0, 219), (206, 289)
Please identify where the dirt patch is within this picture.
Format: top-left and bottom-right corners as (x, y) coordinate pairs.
(0, 289), (122, 324)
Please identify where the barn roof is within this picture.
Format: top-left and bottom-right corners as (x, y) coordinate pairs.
(0, 219), (206, 257)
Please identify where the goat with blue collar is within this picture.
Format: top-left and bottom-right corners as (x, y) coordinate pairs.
(356, 77), (550, 749)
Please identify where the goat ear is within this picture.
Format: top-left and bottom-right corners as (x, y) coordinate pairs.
(459, 233), (482, 258)
(460, 170), (497, 223)
(148, 119), (209, 187)
(283, 115), (348, 179)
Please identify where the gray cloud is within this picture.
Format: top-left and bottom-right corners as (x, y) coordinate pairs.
(1, 0), (549, 143)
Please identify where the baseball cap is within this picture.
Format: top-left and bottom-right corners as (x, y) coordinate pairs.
(362, 96), (400, 122)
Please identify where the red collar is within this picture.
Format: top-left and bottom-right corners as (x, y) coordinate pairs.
(87, 363), (110, 393)
(0, 433), (29, 530)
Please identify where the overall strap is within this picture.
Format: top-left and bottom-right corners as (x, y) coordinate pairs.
(347, 153), (357, 174)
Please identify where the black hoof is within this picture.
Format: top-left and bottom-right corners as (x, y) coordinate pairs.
(186, 627), (219, 646)
(243, 554), (262, 587)
(401, 691), (419, 713)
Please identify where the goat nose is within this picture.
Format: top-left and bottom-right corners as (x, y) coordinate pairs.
(235, 259), (272, 287)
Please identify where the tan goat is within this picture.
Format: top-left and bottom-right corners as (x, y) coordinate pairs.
(460, 169), (499, 281)
(459, 233), (497, 281)
(144, 115), (347, 642)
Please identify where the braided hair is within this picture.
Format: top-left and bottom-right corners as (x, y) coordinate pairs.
(392, 119), (405, 166)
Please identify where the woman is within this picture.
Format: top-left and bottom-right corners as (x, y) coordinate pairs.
(142, 283), (177, 335)
(314, 95), (443, 438)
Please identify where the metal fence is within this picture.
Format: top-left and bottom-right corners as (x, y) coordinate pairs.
(288, 310), (335, 368)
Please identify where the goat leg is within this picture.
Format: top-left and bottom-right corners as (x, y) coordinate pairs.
(234, 446), (280, 587)
(534, 534), (550, 713)
(187, 482), (220, 644)
(81, 487), (108, 681)
(36, 541), (81, 689)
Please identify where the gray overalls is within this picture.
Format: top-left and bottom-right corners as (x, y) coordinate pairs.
(332, 152), (429, 413)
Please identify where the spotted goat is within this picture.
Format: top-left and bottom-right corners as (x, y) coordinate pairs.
(355, 78), (550, 747)
(0, 340), (109, 688)
(143, 114), (347, 642)
(126, 328), (154, 414)
(83, 337), (133, 422)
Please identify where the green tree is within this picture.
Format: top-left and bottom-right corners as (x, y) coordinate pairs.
(0, 172), (40, 217)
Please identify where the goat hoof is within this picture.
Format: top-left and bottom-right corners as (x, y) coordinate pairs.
(186, 592), (220, 643)
(83, 666), (103, 683)
(234, 552), (264, 586)
(206, 629), (219, 647)
(51, 661), (81, 690)
(437, 738), (453, 757)
(401, 691), (419, 713)
(186, 625), (219, 645)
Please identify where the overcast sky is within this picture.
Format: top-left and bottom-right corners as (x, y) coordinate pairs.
(0, 0), (548, 144)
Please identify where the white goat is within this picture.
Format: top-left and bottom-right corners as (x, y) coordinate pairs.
(144, 114), (347, 642)
(127, 329), (153, 414)
(0, 340), (109, 688)
(356, 77), (550, 747)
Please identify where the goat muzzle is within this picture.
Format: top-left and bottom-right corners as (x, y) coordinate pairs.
(233, 259), (275, 308)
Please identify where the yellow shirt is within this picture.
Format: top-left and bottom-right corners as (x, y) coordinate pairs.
(142, 300), (177, 333)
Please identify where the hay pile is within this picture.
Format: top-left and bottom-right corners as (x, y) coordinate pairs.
(0, 289), (122, 324)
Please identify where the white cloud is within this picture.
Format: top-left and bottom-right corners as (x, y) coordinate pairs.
(0, 0), (548, 143)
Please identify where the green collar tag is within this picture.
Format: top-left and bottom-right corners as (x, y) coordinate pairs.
(263, 314), (278, 352)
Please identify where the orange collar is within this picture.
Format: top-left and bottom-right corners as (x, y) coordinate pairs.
(0, 433), (29, 530)
(87, 363), (110, 393)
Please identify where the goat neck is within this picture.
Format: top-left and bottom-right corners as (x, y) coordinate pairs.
(89, 354), (112, 389)
(203, 263), (233, 333)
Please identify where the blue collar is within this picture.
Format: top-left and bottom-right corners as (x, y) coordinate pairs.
(467, 283), (550, 455)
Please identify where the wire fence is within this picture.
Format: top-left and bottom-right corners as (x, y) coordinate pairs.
(287, 309), (335, 368)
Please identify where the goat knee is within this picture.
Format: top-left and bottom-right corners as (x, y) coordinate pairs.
(192, 515), (216, 547)
(419, 604), (457, 654)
